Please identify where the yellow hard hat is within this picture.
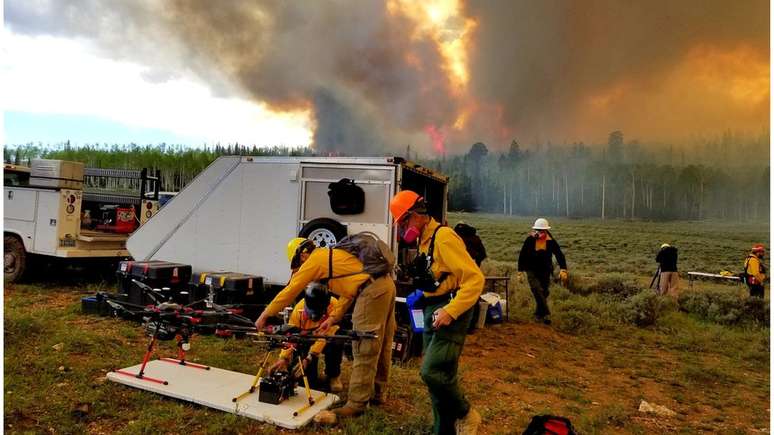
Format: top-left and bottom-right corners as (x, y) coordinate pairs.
(287, 237), (308, 262)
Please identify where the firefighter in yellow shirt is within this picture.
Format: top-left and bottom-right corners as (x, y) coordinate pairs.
(744, 244), (767, 298)
(267, 283), (343, 392)
(255, 237), (396, 419)
(391, 190), (484, 435)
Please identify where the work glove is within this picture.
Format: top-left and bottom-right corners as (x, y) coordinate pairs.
(293, 355), (313, 379)
(517, 272), (524, 283)
(559, 269), (569, 287)
(406, 290), (424, 309)
(315, 316), (336, 334)
(268, 358), (288, 375)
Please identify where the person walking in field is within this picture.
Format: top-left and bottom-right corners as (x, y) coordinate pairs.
(655, 243), (679, 297)
(392, 190), (484, 435)
(743, 244), (767, 298)
(517, 218), (568, 325)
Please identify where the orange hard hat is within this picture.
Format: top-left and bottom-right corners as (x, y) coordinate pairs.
(752, 243), (765, 253)
(390, 190), (421, 223)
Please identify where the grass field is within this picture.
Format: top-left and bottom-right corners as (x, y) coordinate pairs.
(4, 214), (770, 434)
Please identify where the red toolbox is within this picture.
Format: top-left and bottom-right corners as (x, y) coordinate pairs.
(116, 260), (192, 305)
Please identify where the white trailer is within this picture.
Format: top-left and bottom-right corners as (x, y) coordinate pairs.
(127, 156), (448, 286)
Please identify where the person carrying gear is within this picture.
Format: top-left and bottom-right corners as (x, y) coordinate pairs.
(655, 243), (680, 297)
(744, 244), (767, 298)
(287, 237), (317, 273)
(255, 236), (396, 420)
(267, 282), (344, 392)
(517, 218), (568, 325)
(393, 190), (484, 435)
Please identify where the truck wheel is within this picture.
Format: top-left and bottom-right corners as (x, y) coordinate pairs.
(4, 235), (27, 283)
(300, 218), (347, 248)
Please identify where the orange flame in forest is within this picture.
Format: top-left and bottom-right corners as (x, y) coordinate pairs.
(425, 124), (446, 155)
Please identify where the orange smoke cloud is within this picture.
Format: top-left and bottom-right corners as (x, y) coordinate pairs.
(578, 43), (769, 143)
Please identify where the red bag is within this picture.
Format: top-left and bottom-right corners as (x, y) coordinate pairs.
(522, 415), (577, 435)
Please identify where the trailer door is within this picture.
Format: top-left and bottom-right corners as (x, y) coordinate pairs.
(299, 163), (395, 245)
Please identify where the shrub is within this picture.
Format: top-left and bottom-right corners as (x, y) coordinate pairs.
(678, 289), (769, 326)
(553, 293), (617, 334)
(572, 272), (641, 299)
(554, 308), (598, 335)
(619, 290), (671, 327)
(479, 259), (516, 278)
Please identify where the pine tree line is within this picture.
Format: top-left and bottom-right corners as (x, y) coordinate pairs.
(4, 129), (769, 222)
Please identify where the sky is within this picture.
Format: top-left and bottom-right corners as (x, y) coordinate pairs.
(1, 23), (313, 147)
(1, 1), (770, 154)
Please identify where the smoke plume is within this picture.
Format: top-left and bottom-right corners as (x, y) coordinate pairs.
(5, 0), (769, 154)
(463, 0), (769, 145)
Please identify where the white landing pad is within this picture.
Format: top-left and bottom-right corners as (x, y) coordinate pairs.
(107, 359), (339, 429)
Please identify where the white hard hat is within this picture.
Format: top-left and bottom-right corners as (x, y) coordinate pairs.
(532, 218), (551, 230)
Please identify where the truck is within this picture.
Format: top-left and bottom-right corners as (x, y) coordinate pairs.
(4, 160), (162, 282)
(126, 155), (448, 288)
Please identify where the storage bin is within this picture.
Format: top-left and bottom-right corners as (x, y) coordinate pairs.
(116, 260), (192, 305)
(29, 159), (84, 189)
(191, 272), (264, 305)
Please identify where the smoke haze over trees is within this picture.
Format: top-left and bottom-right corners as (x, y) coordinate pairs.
(5, 128), (769, 222)
(422, 130), (769, 221)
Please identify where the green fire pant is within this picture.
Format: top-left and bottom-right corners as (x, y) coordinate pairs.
(420, 297), (474, 435)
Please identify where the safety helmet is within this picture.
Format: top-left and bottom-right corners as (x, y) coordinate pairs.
(660, 243), (670, 249)
(390, 190), (422, 223)
(303, 282), (331, 321)
(532, 218), (551, 230)
(287, 237), (308, 262)
(288, 238), (316, 270)
(752, 243), (765, 253)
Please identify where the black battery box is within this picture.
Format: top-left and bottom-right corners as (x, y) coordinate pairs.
(81, 294), (111, 316)
(258, 371), (297, 405)
(391, 326), (412, 363)
(116, 260), (192, 305)
(192, 272), (264, 305)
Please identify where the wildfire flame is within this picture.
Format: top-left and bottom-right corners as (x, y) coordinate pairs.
(425, 124), (446, 155)
(388, 0), (484, 154)
(388, 0), (475, 91)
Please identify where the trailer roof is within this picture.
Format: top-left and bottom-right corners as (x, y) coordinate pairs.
(238, 155), (448, 183)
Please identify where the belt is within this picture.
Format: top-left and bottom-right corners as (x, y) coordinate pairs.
(423, 290), (457, 305)
(357, 276), (376, 295)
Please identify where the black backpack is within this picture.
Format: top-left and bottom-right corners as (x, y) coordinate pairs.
(454, 223), (487, 265)
(522, 415), (577, 435)
(328, 178), (365, 215)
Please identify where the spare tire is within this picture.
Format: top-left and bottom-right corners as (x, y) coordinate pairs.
(300, 218), (347, 248)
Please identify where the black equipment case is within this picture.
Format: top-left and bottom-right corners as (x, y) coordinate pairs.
(191, 272), (264, 305)
(116, 260), (193, 305)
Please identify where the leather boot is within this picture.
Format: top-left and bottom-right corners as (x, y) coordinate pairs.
(455, 408), (481, 435)
(332, 404), (365, 419)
